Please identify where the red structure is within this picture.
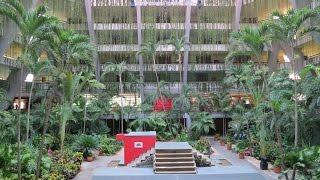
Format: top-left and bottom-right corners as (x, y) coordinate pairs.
(153, 98), (173, 112)
(116, 131), (156, 165)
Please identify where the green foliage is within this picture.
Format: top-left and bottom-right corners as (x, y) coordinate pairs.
(98, 135), (122, 155)
(46, 150), (83, 180)
(193, 138), (211, 154)
(236, 140), (250, 153)
(73, 135), (98, 153)
(190, 112), (215, 139)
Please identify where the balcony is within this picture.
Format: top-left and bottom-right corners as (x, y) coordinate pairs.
(306, 54), (320, 65)
(94, 23), (231, 30)
(105, 81), (221, 93)
(98, 44), (229, 52)
(101, 63), (225, 72)
(1, 56), (21, 68)
(92, 0), (234, 7)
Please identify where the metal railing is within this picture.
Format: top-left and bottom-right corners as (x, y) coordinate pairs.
(105, 81), (221, 93)
(1, 56), (21, 68)
(306, 54), (320, 65)
(100, 63), (225, 72)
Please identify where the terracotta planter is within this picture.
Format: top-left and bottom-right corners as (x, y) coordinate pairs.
(86, 156), (94, 162)
(238, 152), (245, 159)
(227, 143), (232, 150)
(220, 141), (225, 146)
(273, 166), (281, 174)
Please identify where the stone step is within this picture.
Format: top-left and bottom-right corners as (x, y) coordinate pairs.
(155, 153), (193, 158)
(156, 149), (192, 154)
(154, 166), (196, 172)
(155, 157), (194, 162)
(154, 170), (197, 174)
(155, 162), (195, 167)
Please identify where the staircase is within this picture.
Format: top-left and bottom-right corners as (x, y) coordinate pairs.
(154, 142), (196, 174)
(127, 148), (155, 167)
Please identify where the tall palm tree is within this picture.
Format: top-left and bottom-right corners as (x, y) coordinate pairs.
(46, 29), (95, 150)
(0, 1), (59, 179)
(102, 61), (127, 133)
(25, 58), (51, 141)
(266, 7), (320, 147)
(168, 36), (184, 93)
(137, 41), (161, 96)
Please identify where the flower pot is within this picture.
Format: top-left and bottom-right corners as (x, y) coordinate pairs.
(86, 156), (94, 162)
(238, 152), (245, 159)
(273, 166), (281, 174)
(260, 157), (268, 170)
(220, 141), (225, 146)
(227, 143), (232, 150)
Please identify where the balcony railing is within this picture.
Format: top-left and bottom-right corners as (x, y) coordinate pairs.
(105, 81), (221, 93)
(98, 44), (229, 52)
(94, 23), (231, 30)
(1, 56), (21, 68)
(306, 54), (320, 65)
(92, 0), (234, 7)
(101, 63), (225, 72)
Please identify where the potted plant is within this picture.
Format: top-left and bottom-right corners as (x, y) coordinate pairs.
(226, 135), (233, 150)
(74, 135), (98, 162)
(273, 158), (282, 173)
(219, 137), (225, 146)
(214, 133), (220, 141)
(259, 141), (269, 170)
(83, 149), (94, 162)
(236, 141), (247, 159)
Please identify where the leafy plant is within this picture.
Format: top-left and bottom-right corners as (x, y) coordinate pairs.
(190, 112), (215, 139)
(193, 138), (211, 154)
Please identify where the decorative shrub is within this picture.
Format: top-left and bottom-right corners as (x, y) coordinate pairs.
(98, 135), (122, 155)
(193, 138), (211, 154)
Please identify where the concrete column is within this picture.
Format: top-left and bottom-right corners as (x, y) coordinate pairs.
(84, 0), (100, 80)
(136, 0), (145, 101)
(183, 0), (192, 85)
(234, 0), (243, 30)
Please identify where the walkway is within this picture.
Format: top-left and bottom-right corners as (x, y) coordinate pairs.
(208, 137), (278, 180)
(73, 148), (124, 180)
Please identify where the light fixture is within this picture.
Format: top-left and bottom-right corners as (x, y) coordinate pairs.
(273, 16), (280, 20)
(283, 55), (290, 62)
(25, 73), (34, 82)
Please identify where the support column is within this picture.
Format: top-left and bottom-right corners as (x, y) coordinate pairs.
(234, 0), (243, 30)
(136, 0), (145, 101)
(84, 0), (100, 80)
(183, 0), (191, 85)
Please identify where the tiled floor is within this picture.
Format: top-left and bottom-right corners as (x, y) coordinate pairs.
(208, 137), (278, 180)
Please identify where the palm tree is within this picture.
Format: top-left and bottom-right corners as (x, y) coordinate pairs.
(46, 29), (95, 150)
(137, 41), (161, 96)
(227, 25), (270, 66)
(25, 58), (51, 141)
(102, 61), (127, 133)
(0, 1), (59, 179)
(168, 36), (184, 93)
(266, 7), (320, 147)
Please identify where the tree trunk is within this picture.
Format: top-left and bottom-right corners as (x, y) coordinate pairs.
(83, 99), (87, 134)
(35, 96), (51, 179)
(17, 65), (24, 180)
(26, 80), (34, 141)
